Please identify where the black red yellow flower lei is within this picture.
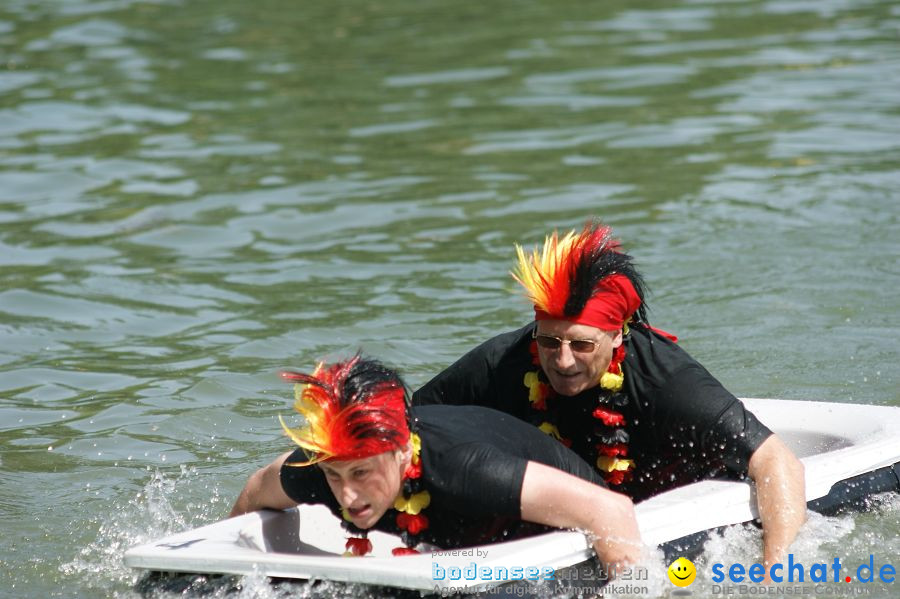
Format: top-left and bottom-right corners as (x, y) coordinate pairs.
(341, 432), (430, 557)
(524, 332), (635, 486)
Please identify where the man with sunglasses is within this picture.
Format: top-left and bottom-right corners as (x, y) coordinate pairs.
(412, 220), (805, 576)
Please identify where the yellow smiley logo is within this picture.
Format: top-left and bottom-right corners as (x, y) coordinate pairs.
(667, 557), (696, 587)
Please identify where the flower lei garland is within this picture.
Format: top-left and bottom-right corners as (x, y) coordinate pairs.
(524, 330), (636, 486)
(341, 432), (431, 557)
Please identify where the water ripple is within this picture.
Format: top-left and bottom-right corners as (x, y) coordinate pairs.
(0, 0), (897, 597)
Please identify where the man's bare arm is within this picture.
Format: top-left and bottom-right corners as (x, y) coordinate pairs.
(748, 434), (806, 572)
(229, 451), (298, 517)
(519, 461), (643, 569)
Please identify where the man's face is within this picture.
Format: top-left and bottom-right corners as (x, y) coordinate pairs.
(319, 449), (408, 529)
(535, 319), (623, 397)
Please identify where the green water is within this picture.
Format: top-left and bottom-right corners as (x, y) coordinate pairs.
(1, 0), (898, 597)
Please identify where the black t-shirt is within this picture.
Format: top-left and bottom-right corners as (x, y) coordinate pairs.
(280, 404), (606, 548)
(412, 323), (773, 501)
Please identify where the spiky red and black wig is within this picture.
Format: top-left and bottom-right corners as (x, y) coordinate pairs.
(511, 220), (647, 330)
(279, 355), (410, 465)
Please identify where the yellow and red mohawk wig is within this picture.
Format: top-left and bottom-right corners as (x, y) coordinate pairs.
(279, 355), (410, 466)
(511, 220), (646, 331)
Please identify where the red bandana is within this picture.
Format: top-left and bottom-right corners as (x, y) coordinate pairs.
(534, 273), (641, 331)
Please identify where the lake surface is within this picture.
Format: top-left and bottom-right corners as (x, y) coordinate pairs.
(0, 0), (897, 597)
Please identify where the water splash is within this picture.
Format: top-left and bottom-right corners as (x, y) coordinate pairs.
(57, 490), (900, 598)
(600, 493), (900, 598)
(60, 465), (208, 595)
(599, 545), (670, 599)
(144, 571), (397, 599)
(56, 465), (403, 598)
(688, 494), (899, 598)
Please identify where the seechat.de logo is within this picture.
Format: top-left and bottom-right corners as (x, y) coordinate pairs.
(711, 554), (896, 585)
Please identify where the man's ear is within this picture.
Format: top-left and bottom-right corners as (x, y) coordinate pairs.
(396, 441), (413, 465)
(611, 328), (624, 348)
